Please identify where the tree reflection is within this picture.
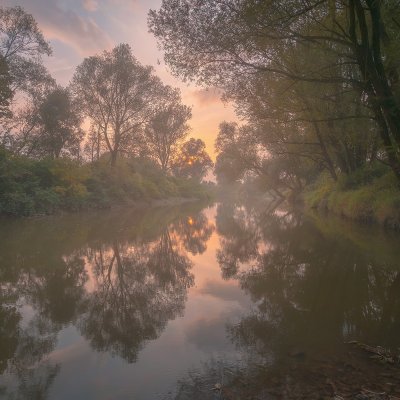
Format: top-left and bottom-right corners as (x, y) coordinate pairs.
(78, 208), (213, 363)
(0, 298), (60, 400)
(172, 212), (214, 255)
(80, 230), (194, 362)
(1, 363), (60, 400)
(0, 291), (20, 375)
(213, 200), (400, 397)
(1, 323), (60, 400)
(22, 254), (88, 331)
(216, 202), (261, 279)
(0, 204), (213, 395)
(0, 225), (88, 398)
(217, 200), (400, 348)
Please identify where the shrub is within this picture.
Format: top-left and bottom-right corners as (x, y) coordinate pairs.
(304, 167), (400, 229)
(0, 149), (211, 216)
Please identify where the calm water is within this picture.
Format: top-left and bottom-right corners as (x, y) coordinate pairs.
(0, 200), (400, 399)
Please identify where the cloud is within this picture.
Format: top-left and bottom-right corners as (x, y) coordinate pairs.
(42, 13), (113, 56)
(199, 279), (249, 305)
(191, 88), (223, 107)
(3, 0), (113, 56)
(83, 0), (98, 12)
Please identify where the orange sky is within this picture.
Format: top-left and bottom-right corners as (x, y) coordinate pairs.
(4, 0), (238, 160)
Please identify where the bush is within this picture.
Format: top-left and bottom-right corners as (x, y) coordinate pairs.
(304, 166), (400, 229)
(0, 149), (211, 217)
(336, 163), (387, 190)
(0, 191), (35, 216)
(33, 188), (61, 214)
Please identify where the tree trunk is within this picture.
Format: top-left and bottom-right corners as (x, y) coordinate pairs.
(349, 0), (400, 182)
(312, 120), (338, 181)
(110, 150), (118, 167)
(371, 96), (400, 181)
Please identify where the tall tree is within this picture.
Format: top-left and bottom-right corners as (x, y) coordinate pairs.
(0, 6), (52, 102)
(0, 5), (54, 154)
(72, 44), (169, 166)
(33, 87), (83, 159)
(1, 85), (82, 159)
(145, 98), (191, 171)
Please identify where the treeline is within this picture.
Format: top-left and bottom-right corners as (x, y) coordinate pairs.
(0, 6), (213, 215)
(149, 1), (400, 223)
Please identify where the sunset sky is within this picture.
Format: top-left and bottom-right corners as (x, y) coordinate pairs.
(4, 0), (238, 160)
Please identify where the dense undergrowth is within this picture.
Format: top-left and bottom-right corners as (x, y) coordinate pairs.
(303, 164), (400, 230)
(0, 148), (211, 216)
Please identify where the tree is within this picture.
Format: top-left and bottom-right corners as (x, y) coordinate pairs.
(149, 1), (400, 181)
(145, 98), (191, 171)
(0, 56), (11, 120)
(0, 6), (50, 60)
(1, 86), (82, 159)
(215, 122), (263, 184)
(172, 138), (213, 181)
(72, 43), (170, 167)
(0, 6), (54, 154)
(83, 122), (106, 162)
(0, 5), (52, 105)
(33, 87), (83, 159)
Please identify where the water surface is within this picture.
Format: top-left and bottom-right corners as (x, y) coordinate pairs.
(0, 200), (400, 399)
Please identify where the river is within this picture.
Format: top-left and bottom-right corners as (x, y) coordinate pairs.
(0, 200), (399, 399)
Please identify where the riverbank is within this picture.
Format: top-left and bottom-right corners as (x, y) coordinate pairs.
(303, 167), (400, 230)
(0, 149), (212, 217)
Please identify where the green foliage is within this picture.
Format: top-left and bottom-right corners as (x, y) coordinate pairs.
(336, 163), (388, 191)
(151, 0), (400, 199)
(0, 148), (210, 217)
(304, 166), (400, 229)
(173, 177), (212, 200)
(0, 149), (59, 215)
(32, 86), (83, 159)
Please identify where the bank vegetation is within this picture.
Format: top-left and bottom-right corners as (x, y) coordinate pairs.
(0, 6), (213, 216)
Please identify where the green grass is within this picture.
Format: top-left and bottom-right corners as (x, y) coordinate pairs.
(303, 165), (400, 229)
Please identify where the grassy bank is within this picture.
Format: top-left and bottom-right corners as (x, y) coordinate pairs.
(303, 165), (400, 230)
(0, 148), (211, 217)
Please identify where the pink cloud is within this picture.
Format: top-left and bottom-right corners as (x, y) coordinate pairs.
(2, 0), (113, 56)
(191, 88), (223, 107)
(83, 0), (99, 12)
(41, 14), (113, 56)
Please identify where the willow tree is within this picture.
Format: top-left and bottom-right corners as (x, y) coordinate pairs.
(72, 44), (167, 166)
(149, 0), (400, 181)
